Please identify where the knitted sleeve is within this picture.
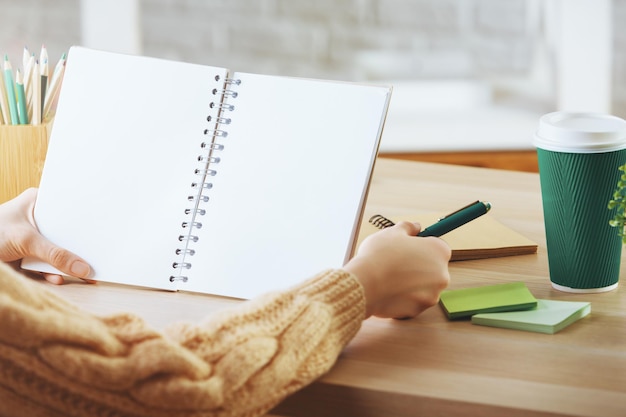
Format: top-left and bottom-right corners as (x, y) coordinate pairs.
(0, 261), (365, 417)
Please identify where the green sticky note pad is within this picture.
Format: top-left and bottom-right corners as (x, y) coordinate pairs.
(439, 282), (537, 319)
(471, 299), (591, 334)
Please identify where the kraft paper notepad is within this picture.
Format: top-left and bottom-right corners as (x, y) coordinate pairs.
(472, 299), (591, 334)
(21, 46), (392, 299)
(439, 282), (538, 319)
(360, 213), (537, 261)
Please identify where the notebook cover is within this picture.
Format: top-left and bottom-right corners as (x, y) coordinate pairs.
(360, 214), (538, 261)
(471, 299), (591, 334)
(439, 282), (537, 319)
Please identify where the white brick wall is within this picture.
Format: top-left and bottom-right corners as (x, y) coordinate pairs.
(614, 0), (626, 113)
(0, 0), (80, 69)
(140, 0), (535, 80)
(0, 0), (625, 117)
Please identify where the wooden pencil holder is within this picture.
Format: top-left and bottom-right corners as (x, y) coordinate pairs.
(0, 122), (52, 204)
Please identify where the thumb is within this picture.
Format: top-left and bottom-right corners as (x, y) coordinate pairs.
(393, 221), (422, 236)
(27, 234), (92, 279)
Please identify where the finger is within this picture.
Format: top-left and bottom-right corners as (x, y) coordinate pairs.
(44, 273), (96, 285)
(19, 188), (94, 280)
(26, 235), (92, 279)
(393, 221), (422, 236)
(43, 273), (65, 285)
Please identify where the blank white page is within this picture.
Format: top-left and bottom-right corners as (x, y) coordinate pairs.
(182, 72), (391, 298)
(22, 47), (228, 290)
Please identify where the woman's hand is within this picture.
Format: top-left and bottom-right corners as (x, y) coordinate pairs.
(0, 188), (93, 284)
(344, 221), (451, 319)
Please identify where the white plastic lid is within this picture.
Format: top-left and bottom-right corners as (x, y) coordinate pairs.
(534, 112), (626, 153)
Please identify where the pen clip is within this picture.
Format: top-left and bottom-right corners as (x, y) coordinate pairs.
(438, 200), (480, 221)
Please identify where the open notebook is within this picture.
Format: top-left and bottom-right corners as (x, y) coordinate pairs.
(22, 47), (392, 299)
(360, 212), (538, 261)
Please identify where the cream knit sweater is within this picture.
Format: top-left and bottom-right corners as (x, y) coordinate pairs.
(0, 261), (365, 417)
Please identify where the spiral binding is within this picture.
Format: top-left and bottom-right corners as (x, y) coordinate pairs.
(170, 75), (241, 283)
(369, 214), (396, 229)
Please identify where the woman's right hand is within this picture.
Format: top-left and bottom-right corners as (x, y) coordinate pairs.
(344, 221), (451, 319)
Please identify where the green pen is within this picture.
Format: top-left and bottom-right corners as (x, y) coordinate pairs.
(418, 200), (491, 237)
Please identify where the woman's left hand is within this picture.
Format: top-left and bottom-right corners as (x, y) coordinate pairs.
(0, 188), (93, 284)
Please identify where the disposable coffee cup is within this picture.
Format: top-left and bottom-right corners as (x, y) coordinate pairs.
(534, 112), (626, 293)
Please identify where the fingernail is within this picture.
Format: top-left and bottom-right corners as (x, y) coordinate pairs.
(70, 260), (91, 278)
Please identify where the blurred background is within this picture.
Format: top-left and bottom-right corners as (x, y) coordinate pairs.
(1, 0), (624, 171)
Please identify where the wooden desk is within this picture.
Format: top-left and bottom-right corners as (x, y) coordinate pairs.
(43, 158), (626, 417)
(381, 149), (540, 173)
